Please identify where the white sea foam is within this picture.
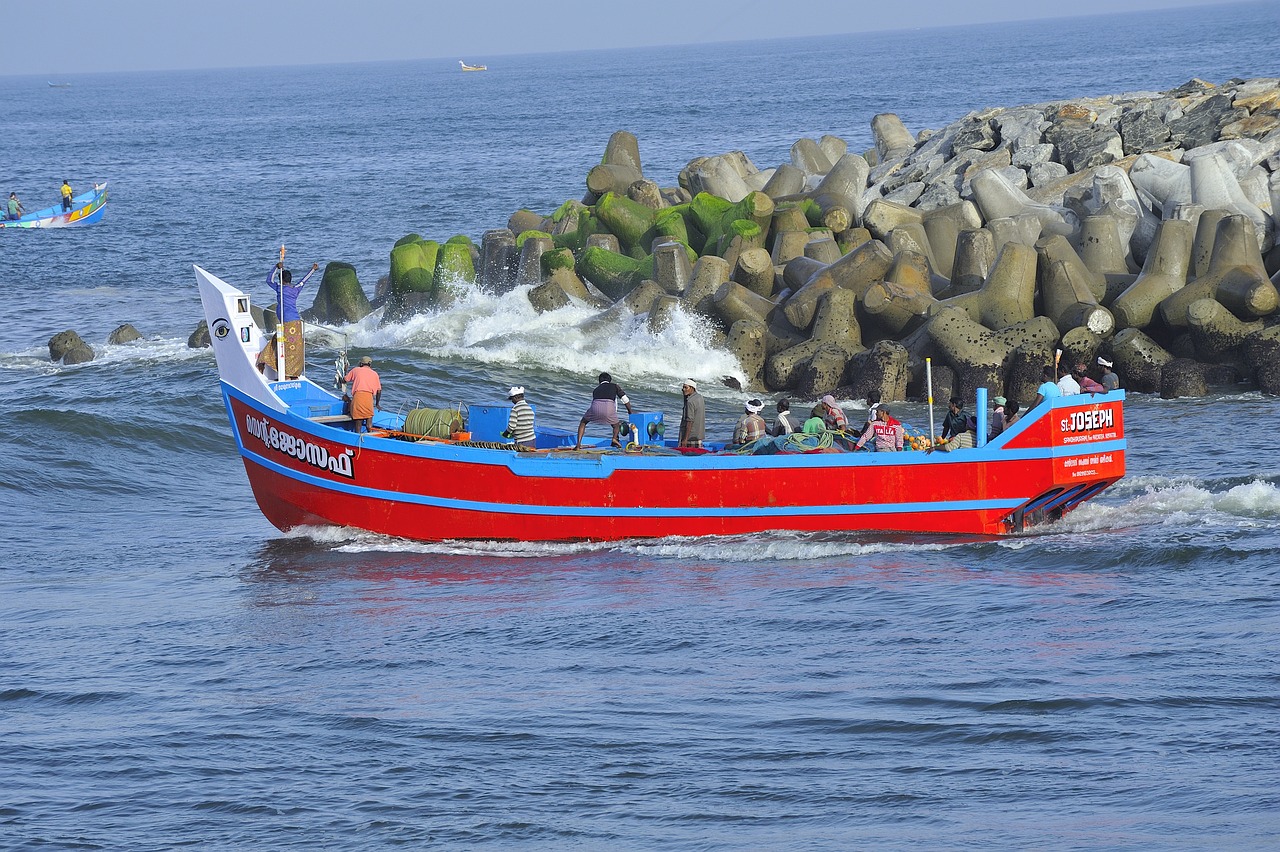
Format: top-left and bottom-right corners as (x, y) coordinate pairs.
(1051, 477), (1280, 535)
(0, 335), (213, 374)
(319, 278), (748, 397)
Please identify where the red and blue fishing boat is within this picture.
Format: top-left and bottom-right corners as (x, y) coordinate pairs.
(0, 183), (108, 229)
(195, 265), (1126, 542)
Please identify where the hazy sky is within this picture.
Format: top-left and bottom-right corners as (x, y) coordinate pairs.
(2, 0), (1249, 77)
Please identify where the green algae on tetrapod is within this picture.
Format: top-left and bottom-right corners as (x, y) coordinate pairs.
(595, 192), (658, 254)
(540, 247), (576, 275)
(515, 229), (552, 249)
(389, 239), (439, 294)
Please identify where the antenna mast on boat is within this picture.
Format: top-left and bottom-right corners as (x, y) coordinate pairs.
(276, 245), (287, 380)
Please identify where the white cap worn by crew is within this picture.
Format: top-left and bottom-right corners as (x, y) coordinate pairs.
(745, 398), (764, 413)
(507, 386), (525, 398)
(682, 378), (697, 390)
(1097, 357), (1113, 368)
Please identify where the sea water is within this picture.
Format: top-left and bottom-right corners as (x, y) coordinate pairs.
(1, 3), (1279, 848)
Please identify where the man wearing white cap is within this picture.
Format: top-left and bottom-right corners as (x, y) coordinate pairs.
(678, 379), (705, 449)
(342, 355), (381, 434)
(732, 398), (767, 445)
(504, 386), (535, 449)
(1098, 357), (1119, 392)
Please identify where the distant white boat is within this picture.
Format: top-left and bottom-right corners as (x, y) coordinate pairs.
(48, 82), (72, 88)
(458, 60), (487, 72)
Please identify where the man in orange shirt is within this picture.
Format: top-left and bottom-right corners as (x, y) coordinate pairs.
(343, 356), (382, 434)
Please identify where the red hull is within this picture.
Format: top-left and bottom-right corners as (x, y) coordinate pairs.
(226, 390), (1125, 542)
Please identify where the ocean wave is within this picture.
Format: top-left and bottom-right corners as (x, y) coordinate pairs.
(1052, 477), (1280, 536)
(313, 278), (748, 397)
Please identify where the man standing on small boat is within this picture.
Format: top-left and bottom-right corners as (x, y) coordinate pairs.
(576, 372), (633, 449)
(678, 379), (705, 448)
(5, 193), (22, 221)
(504, 387), (535, 449)
(343, 356), (382, 434)
(256, 261), (319, 380)
(60, 180), (73, 212)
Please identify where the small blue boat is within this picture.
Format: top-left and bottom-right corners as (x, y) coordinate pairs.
(0, 183), (108, 229)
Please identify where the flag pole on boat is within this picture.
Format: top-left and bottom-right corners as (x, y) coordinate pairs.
(276, 244), (287, 380)
(926, 357), (936, 443)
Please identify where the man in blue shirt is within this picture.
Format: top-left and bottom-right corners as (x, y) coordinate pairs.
(1033, 365), (1063, 409)
(256, 261), (319, 379)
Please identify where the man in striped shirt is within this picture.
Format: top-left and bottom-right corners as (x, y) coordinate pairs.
(732, 398), (767, 445)
(505, 387), (535, 449)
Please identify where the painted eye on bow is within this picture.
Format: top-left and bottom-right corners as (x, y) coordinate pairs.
(212, 318), (232, 339)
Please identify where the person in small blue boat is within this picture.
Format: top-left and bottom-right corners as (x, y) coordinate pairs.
(60, 180), (73, 212)
(256, 261), (319, 379)
(6, 193), (22, 221)
(575, 372), (633, 449)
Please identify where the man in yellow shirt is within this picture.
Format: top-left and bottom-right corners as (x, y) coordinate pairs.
(60, 180), (73, 212)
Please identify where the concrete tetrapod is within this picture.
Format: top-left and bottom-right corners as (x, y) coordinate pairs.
(312, 262), (373, 325)
(1190, 209), (1229, 279)
(1187, 297), (1264, 361)
(762, 163), (806, 199)
(795, 343), (858, 399)
(813, 153), (871, 223)
(683, 255), (731, 320)
(946, 241), (1039, 331)
(781, 238), (893, 331)
(1159, 214), (1267, 328)
(861, 198), (924, 242)
(1159, 357), (1208, 399)
(766, 338), (825, 390)
(862, 280), (937, 337)
(1037, 234), (1105, 303)
(480, 229), (518, 292)
(770, 230), (811, 266)
(844, 340), (910, 404)
(732, 247), (775, 298)
(653, 241), (693, 296)
(1110, 218), (1193, 330)
(1244, 326), (1280, 395)
(1079, 214), (1134, 277)
(810, 287), (863, 350)
(945, 228), (996, 296)
(970, 168), (1078, 238)
(872, 113), (916, 164)
(790, 138), (833, 178)
(1040, 259), (1115, 336)
(1109, 327), (1174, 393)
(726, 318), (767, 388)
(1189, 151), (1274, 251)
(515, 236), (554, 288)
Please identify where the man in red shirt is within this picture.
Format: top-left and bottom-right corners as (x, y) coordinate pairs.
(343, 355), (382, 434)
(856, 405), (905, 451)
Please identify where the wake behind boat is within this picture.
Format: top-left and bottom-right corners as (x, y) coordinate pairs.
(0, 183), (108, 229)
(195, 265), (1126, 542)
